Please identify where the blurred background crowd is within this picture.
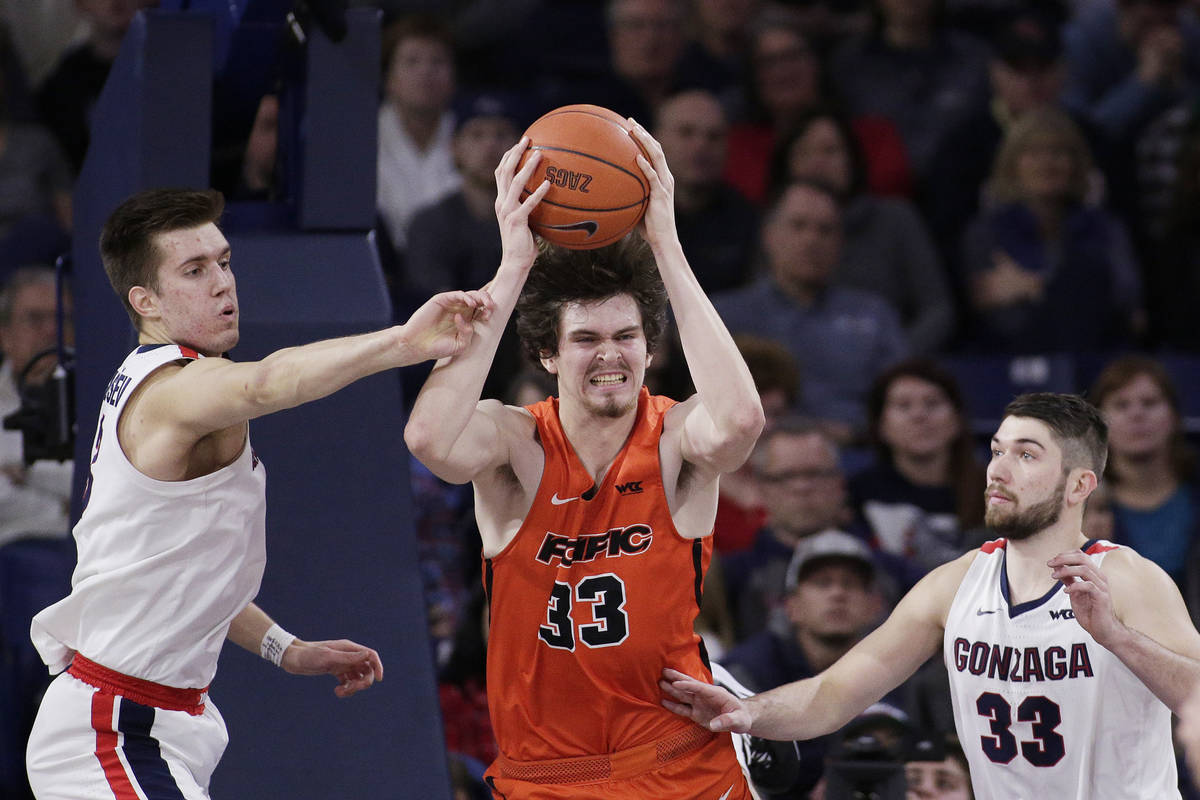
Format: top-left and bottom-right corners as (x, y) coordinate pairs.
(2, 0), (1200, 798)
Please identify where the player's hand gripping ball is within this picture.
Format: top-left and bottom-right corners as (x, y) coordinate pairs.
(516, 104), (651, 249)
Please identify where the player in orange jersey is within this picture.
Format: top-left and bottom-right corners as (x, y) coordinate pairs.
(404, 124), (764, 799)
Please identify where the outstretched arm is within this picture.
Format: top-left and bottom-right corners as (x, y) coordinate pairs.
(629, 122), (763, 473)
(228, 603), (382, 698)
(138, 287), (494, 440)
(405, 138), (550, 484)
(662, 553), (965, 739)
(1050, 548), (1200, 712)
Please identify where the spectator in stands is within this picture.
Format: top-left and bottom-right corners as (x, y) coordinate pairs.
(376, 15), (460, 257)
(531, 0), (689, 124)
(232, 93), (279, 202)
(35, 0), (155, 173)
(0, 73), (72, 275)
(1061, 0), (1200, 149)
(828, 0), (991, 185)
(676, 0), (760, 116)
(850, 358), (985, 583)
(723, 528), (883, 691)
(1089, 354), (1197, 588)
(724, 14), (913, 204)
(720, 419), (863, 641)
(0, 1), (82, 92)
(404, 90), (525, 400)
(721, 529), (884, 796)
(925, 11), (1093, 271)
(653, 88), (760, 293)
(723, 16), (823, 204)
(1148, 116), (1200, 350)
(601, 0), (689, 120)
(0, 267), (73, 549)
(904, 733), (973, 800)
(960, 108), (1143, 352)
(438, 587), (497, 768)
(714, 334), (801, 555)
(1133, 95), (1200, 248)
(771, 107), (954, 354)
(713, 179), (909, 439)
(437, 94), (524, 261)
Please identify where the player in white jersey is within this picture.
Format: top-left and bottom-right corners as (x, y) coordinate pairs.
(661, 392), (1200, 799)
(25, 188), (495, 800)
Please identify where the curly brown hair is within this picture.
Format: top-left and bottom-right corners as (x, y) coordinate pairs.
(514, 236), (668, 370)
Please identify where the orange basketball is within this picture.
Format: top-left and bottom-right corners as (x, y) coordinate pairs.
(517, 104), (650, 249)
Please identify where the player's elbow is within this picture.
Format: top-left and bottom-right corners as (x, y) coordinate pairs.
(725, 398), (765, 446)
(403, 416), (443, 465)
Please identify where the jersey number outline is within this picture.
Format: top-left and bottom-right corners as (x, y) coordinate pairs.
(538, 573), (629, 652)
(80, 414), (105, 512)
(976, 692), (1066, 767)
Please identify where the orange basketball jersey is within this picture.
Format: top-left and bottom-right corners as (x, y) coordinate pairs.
(483, 389), (719, 763)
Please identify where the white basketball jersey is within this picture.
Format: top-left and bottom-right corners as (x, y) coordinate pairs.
(31, 345), (268, 689)
(944, 538), (1179, 800)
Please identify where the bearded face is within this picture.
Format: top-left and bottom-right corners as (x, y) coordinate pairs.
(984, 473), (1067, 540)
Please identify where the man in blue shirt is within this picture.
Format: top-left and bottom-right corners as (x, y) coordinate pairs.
(712, 179), (909, 441)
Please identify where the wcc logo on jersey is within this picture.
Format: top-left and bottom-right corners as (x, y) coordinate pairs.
(536, 523), (654, 566)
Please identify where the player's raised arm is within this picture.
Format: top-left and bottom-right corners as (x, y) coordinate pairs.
(629, 121), (763, 473)
(404, 138), (551, 484)
(1050, 546), (1200, 712)
(663, 551), (967, 740)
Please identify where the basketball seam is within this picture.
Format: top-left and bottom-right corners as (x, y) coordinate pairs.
(519, 191), (647, 213)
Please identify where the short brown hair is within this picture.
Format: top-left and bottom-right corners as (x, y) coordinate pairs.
(867, 358), (985, 529)
(381, 14), (454, 81)
(1003, 392), (1108, 475)
(1088, 354), (1195, 483)
(99, 188), (225, 327)
(514, 236), (668, 369)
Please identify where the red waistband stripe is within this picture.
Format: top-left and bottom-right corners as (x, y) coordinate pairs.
(69, 654), (208, 716)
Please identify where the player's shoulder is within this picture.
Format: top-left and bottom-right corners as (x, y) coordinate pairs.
(478, 398), (537, 445)
(930, 547), (979, 588)
(124, 356), (202, 406)
(662, 393), (698, 428)
(1090, 541), (1174, 589)
(910, 548), (979, 613)
(481, 398), (534, 423)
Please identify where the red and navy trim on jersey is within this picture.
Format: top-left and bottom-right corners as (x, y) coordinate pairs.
(135, 344), (200, 360)
(981, 538), (1122, 618)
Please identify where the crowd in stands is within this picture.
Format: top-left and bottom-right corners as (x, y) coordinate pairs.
(3, 1), (1200, 798)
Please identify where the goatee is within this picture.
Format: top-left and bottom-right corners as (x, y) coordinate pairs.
(984, 476), (1066, 541)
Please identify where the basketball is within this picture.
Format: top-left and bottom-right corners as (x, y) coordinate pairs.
(517, 104), (651, 250)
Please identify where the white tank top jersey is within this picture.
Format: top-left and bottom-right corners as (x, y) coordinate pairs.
(31, 344), (268, 689)
(944, 538), (1179, 800)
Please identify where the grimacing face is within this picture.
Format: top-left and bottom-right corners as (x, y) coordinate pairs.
(541, 294), (651, 420)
